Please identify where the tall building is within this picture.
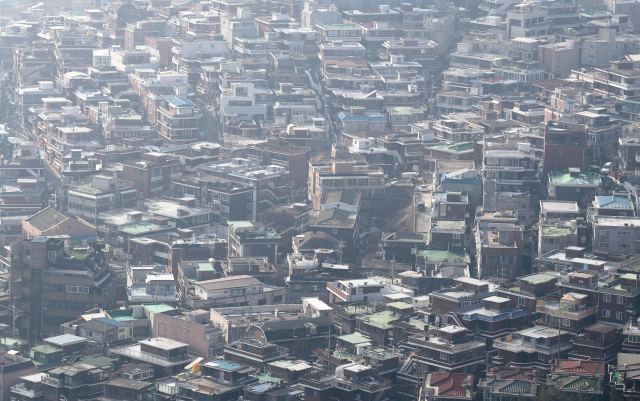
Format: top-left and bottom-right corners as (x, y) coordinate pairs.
(542, 120), (588, 180)
(8, 239), (116, 341)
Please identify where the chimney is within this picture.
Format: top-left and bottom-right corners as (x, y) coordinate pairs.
(447, 191), (461, 202)
(498, 230), (512, 245)
(280, 83), (293, 93)
(153, 217), (168, 226)
(351, 106), (365, 116)
(178, 197), (197, 207)
(565, 246), (585, 258)
(569, 167), (580, 177)
(177, 228), (194, 238)
(128, 212), (143, 221)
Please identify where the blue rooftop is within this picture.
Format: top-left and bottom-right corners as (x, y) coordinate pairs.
(594, 196), (632, 209)
(93, 317), (131, 328)
(167, 97), (194, 108)
(204, 360), (244, 371)
(248, 382), (274, 392)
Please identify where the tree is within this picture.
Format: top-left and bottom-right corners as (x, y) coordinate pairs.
(536, 385), (571, 401)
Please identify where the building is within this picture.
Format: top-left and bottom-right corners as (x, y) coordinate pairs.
(493, 326), (573, 371)
(548, 169), (601, 207)
(189, 275), (285, 309)
(111, 338), (196, 377)
(66, 175), (137, 225)
(156, 97), (202, 142)
(592, 216), (640, 255)
(122, 152), (184, 200)
(475, 222), (524, 282)
(228, 221), (282, 264)
(543, 121), (588, 179)
(8, 240), (116, 340)
(41, 363), (111, 401)
(153, 308), (225, 358)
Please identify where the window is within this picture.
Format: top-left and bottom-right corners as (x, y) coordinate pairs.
(333, 229), (338, 234)
(440, 352), (447, 360)
(562, 318), (570, 326)
(617, 311), (623, 320)
(602, 309), (610, 318)
(66, 286), (89, 294)
(619, 243), (631, 249)
(518, 297), (526, 306)
(600, 230), (611, 236)
(619, 231), (631, 236)
(603, 294), (611, 303)
(618, 296), (624, 305)
(222, 206), (229, 213)
(453, 233), (461, 239)
(599, 243), (610, 248)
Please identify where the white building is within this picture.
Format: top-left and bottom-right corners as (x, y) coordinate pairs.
(219, 82), (268, 124)
(327, 278), (414, 303)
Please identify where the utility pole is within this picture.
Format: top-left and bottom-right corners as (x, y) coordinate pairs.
(558, 316), (561, 363)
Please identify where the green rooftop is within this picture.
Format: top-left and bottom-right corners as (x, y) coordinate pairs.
(106, 309), (147, 321)
(519, 272), (559, 284)
(540, 225), (572, 236)
(433, 191), (469, 203)
(337, 334), (371, 345)
(269, 361), (295, 369)
(388, 302), (413, 310)
(599, 279), (640, 296)
(0, 337), (26, 350)
(332, 349), (357, 360)
(197, 262), (215, 271)
(120, 221), (169, 235)
(143, 303), (176, 314)
(253, 371), (281, 384)
(387, 106), (424, 114)
(549, 171), (601, 186)
(320, 24), (360, 29)
(82, 356), (119, 368)
(31, 345), (62, 355)
(416, 249), (466, 263)
(363, 311), (400, 329)
(427, 141), (474, 153)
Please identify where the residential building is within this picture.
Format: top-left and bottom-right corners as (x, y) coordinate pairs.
(40, 363), (110, 401)
(8, 240), (116, 340)
(189, 275), (285, 309)
(475, 222), (524, 282)
(492, 326), (573, 371)
(122, 152), (184, 200)
(110, 338), (196, 377)
(156, 97), (203, 142)
(592, 216), (640, 255)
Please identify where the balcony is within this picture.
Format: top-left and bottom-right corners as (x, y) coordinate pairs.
(10, 384), (43, 398)
(408, 335), (486, 353)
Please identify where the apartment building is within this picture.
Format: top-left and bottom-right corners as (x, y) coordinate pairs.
(190, 275), (285, 308)
(66, 175), (137, 225)
(197, 159), (290, 215)
(308, 146), (386, 210)
(156, 97), (202, 142)
(228, 221), (282, 264)
(122, 152), (184, 200)
(475, 222), (524, 282)
(592, 216), (640, 255)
